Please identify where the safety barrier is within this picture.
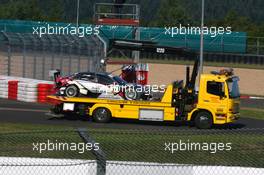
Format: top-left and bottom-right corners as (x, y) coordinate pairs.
(0, 75), (54, 103)
(0, 79), (9, 99)
(38, 83), (56, 103)
(8, 80), (19, 100)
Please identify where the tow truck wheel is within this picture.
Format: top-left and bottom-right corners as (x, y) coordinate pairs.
(52, 104), (63, 114)
(65, 85), (79, 97)
(93, 108), (111, 123)
(195, 111), (213, 129)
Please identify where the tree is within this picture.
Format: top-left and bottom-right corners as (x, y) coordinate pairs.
(153, 0), (193, 27)
(45, 0), (64, 22)
(223, 10), (254, 32)
(0, 0), (44, 20)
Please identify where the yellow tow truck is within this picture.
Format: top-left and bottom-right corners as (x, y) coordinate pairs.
(48, 59), (240, 129)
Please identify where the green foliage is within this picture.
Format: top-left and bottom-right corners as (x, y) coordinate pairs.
(45, 0), (64, 22)
(0, 0), (44, 20)
(222, 10), (253, 32)
(0, 0), (263, 37)
(152, 0), (193, 27)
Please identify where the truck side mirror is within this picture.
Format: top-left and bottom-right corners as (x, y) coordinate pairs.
(220, 92), (226, 99)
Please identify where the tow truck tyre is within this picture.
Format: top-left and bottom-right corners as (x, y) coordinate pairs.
(195, 111), (213, 129)
(52, 104), (63, 114)
(65, 85), (79, 97)
(93, 107), (111, 123)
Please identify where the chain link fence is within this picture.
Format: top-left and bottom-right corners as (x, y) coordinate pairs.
(0, 32), (105, 80)
(0, 128), (263, 175)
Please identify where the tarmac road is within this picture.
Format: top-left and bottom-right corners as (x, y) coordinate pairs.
(240, 98), (264, 109)
(0, 98), (263, 130)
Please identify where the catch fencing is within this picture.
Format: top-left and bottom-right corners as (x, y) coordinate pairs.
(0, 128), (263, 175)
(0, 31), (105, 80)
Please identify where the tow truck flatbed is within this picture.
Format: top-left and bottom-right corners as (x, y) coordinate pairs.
(48, 84), (177, 122)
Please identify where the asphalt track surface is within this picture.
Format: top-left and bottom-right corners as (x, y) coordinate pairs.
(0, 98), (263, 130)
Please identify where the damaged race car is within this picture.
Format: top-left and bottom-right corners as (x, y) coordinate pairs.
(53, 71), (151, 100)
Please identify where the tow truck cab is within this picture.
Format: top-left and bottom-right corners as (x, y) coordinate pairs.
(187, 69), (240, 127)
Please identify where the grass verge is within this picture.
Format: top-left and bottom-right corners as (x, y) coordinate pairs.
(241, 108), (264, 120)
(0, 122), (73, 132)
(0, 122), (263, 167)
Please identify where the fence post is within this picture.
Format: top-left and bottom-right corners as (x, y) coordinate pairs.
(221, 35), (224, 53)
(17, 33), (26, 78)
(7, 44), (11, 76)
(2, 32), (11, 76)
(29, 35), (37, 79)
(77, 128), (106, 175)
(257, 37), (260, 55)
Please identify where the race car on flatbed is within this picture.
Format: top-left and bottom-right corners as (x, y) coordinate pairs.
(53, 71), (150, 100)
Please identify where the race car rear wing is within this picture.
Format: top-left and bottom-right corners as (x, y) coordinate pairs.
(49, 69), (61, 85)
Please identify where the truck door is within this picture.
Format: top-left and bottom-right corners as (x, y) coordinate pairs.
(203, 81), (229, 116)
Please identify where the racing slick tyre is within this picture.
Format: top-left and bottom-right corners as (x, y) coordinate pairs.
(124, 87), (138, 100)
(93, 107), (111, 123)
(195, 111), (213, 129)
(65, 85), (79, 97)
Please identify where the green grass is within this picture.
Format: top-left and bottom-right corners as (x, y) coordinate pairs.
(110, 57), (264, 69)
(0, 122), (263, 167)
(0, 122), (73, 132)
(90, 131), (264, 167)
(241, 108), (264, 120)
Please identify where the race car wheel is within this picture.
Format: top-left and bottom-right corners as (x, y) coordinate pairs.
(93, 107), (111, 123)
(195, 111), (213, 129)
(65, 85), (79, 97)
(124, 88), (138, 100)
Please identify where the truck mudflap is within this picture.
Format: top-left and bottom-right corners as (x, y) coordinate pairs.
(228, 113), (240, 122)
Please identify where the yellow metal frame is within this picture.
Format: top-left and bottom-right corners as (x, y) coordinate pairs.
(48, 84), (176, 121)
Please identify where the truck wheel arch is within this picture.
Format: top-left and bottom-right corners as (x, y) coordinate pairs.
(89, 104), (114, 117)
(190, 109), (214, 123)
